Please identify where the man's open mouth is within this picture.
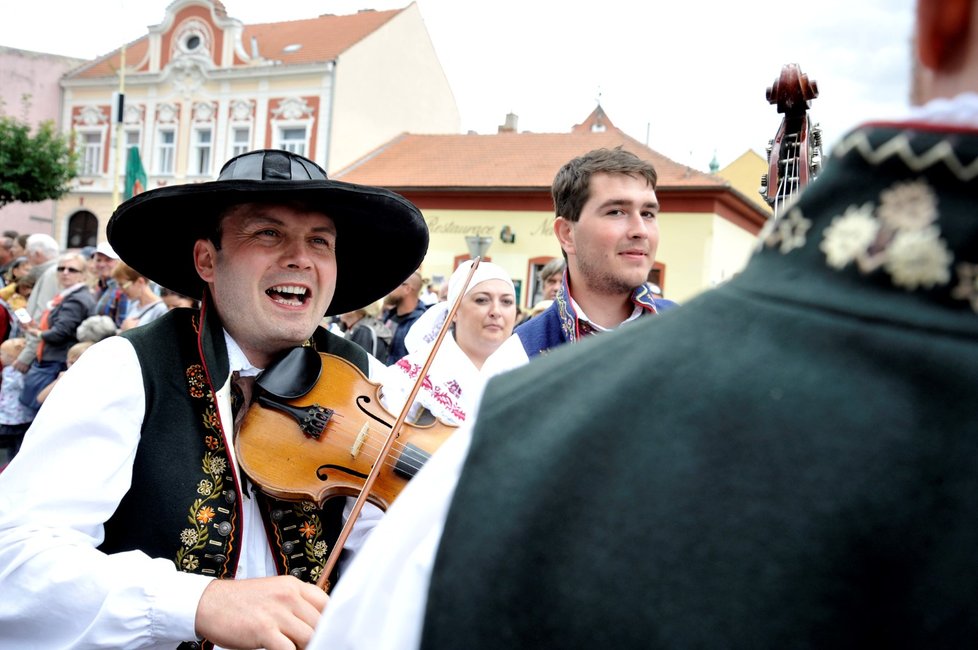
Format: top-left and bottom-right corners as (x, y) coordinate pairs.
(266, 284), (309, 306)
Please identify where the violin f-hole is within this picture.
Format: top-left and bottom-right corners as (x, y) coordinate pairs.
(356, 395), (394, 430)
(316, 464), (369, 482)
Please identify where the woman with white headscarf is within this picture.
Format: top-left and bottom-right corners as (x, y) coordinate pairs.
(380, 260), (516, 426)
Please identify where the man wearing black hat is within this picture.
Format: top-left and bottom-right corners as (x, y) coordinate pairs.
(0, 150), (428, 649)
(309, 2), (978, 648)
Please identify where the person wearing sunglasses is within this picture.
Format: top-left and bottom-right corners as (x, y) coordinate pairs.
(112, 261), (168, 331)
(17, 252), (95, 415)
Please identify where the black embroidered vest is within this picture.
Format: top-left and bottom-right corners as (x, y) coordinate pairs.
(100, 303), (368, 586)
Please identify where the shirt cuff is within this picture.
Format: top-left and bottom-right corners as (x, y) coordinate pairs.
(151, 570), (214, 643)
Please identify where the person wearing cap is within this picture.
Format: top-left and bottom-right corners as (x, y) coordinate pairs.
(90, 240), (131, 328)
(0, 149), (428, 649)
(482, 147), (678, 375)
(380, 259), (517, 427)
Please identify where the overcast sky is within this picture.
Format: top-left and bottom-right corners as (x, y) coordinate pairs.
(0, 0), (917, 171)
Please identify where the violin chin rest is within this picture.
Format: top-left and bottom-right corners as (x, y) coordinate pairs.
(256, 346), (323, 400)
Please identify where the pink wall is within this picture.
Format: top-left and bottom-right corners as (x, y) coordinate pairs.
(0, 46), (87, 237)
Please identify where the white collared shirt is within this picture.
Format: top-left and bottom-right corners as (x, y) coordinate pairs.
(0, 331), (385, 649)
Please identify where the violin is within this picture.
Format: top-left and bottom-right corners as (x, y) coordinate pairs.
(236, 258), (483, 589)
(235, 351), (456, 511)
(759, 63), (823, 214)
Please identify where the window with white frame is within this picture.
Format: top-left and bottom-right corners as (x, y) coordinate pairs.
(157, 129), (175, 175)
(79, 131), (103, 176)
(278, 127), (308, 156)
(191, 127), (212, 175)
(231, 126), (250, 158)
(119, 129), (142, 176)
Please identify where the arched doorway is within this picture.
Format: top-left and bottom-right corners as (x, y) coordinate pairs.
(66, 210), (98, 250)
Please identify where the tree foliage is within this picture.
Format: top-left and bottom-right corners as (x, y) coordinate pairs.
(0, 114), (78, 208)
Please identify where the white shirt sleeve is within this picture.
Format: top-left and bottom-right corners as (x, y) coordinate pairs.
(0, 336), (212, 649)
(309, 419), (474, 650)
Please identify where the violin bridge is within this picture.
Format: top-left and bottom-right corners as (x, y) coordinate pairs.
(350, 423), (369, 458)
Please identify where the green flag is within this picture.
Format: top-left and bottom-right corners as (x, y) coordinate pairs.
(124, 146), (147, 200)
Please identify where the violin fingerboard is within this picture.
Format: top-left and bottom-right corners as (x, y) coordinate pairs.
(393, 443), (430, 480)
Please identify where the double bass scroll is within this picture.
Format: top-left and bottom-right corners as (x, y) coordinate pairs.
(759, 63), (823, 216)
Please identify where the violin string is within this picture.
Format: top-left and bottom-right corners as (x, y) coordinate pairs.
(775, 134), (800, 220)
(322, 414), (432, 474)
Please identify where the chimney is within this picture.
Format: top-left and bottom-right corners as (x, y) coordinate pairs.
(498, 112), (518, 133)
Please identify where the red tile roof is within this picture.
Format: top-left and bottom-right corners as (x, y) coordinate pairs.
(336, 108), (725, 190)
(68, 7), (403, 79)
(241, 9), (401, 65)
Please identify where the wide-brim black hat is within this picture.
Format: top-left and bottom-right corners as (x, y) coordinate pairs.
(107, 149), (428, 315)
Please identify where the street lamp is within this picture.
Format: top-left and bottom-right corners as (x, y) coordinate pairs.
(465, 235), (493, 259)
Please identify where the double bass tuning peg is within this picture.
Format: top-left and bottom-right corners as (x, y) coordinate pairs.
(811, 125), (823, 147)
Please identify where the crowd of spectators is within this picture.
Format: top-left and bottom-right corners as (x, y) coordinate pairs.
(0, 230), (198, 467)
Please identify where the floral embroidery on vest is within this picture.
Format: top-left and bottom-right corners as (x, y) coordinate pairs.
(175, 361), (239, 578)
(819, 179), (953, 291)
(758, 207), (812, 254)
(261, 498), (331, 584)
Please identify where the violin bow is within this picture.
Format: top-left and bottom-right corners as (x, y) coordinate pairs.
(317, 257), (483, 591)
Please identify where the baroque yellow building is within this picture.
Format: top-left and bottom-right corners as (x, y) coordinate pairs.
(54, 0), (459, 248)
